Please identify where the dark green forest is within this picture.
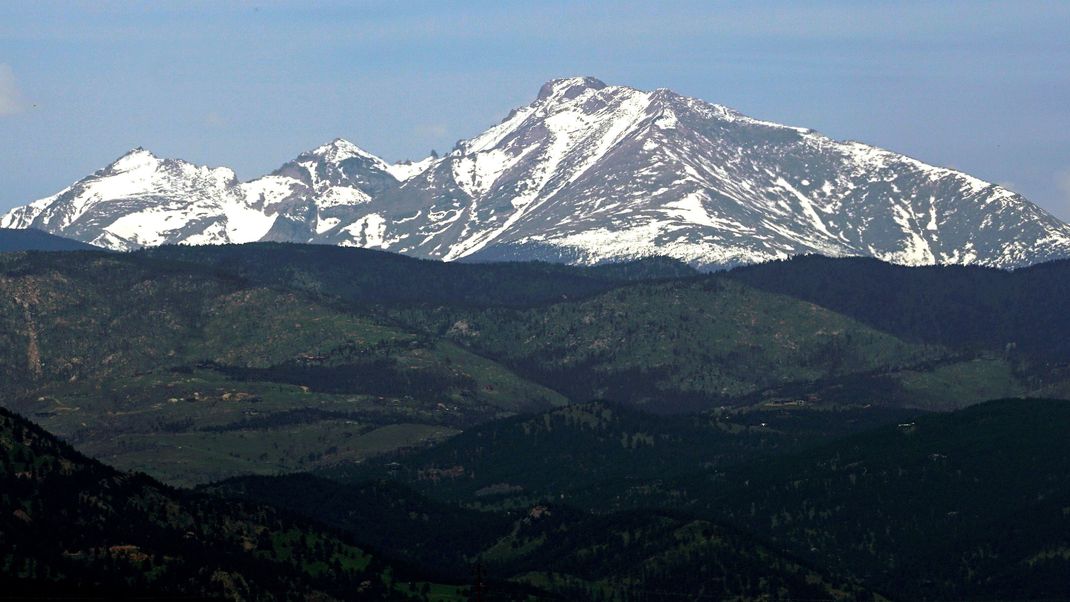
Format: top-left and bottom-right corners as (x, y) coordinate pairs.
(1, 242), (1069, 600)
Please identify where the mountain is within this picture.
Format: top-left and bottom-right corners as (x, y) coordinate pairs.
(5, 77), (1070, 268)
(0, 140), (429, 251)
(250, 138), (417, 244)
(0, 228), (98, 252)
(1, 148), (267, 250)
(356, 76), (1070, 269)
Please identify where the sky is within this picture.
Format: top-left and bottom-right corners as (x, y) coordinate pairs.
(2, 1), (1069, 219)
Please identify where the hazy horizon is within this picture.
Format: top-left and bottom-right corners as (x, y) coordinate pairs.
(2, 1), (1068, 219)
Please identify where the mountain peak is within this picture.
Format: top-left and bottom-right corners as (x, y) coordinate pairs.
(107, 147), (161, 173)
(308, 138), (379, 164)
(537, 76), (608, 101)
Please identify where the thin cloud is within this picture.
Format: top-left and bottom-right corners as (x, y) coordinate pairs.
(0, 64), (24, 116)
(205, 111), (226, 127)
(414, 123), (448, 138)
(1056, 169), (1070, 216)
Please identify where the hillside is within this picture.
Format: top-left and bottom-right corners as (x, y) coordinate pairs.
(204, 475), (513, 579)
(207, 472), (874, 602)
(0, 405), (461, 600)
(702, 398), (1070, 600)
(0, 250), (565, 485)
(396, 276), (1034, 412)
(321, 401), (917, 510)
(0, 244), (1067, 599)
(140, 242), (640, 308)
(3, 245), (1070, 487)
(215, 398), (1070, 600)
(0, 228), (98, 252)
(727, 254), (1070, 361)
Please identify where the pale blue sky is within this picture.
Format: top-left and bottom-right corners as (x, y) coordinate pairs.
(2, 1), (1069, 218)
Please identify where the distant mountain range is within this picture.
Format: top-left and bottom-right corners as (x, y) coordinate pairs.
(5, 77), (1070, 269)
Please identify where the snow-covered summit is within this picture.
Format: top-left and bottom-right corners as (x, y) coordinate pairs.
(0, 148), (255, 250)
(341, 78), (1070, 268)
(107, 147), (162, 173)
(537, 76), (608, 100)
(309, 138), (378, 162)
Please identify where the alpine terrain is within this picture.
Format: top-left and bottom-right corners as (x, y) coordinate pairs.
(4, 77), (1070, 269)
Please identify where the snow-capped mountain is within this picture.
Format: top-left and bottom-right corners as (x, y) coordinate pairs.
(0, 139), (428, 250)
(343, 77), (1070, 268)
(5, 76), (1070, 269)
(245, 138), (410, 243)
(0, 148), (257, 250)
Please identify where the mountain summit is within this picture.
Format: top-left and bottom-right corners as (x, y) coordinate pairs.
(4, 77), (1070, 268)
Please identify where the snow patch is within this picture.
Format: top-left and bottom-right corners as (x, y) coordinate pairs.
(386, 155), (436, 182)
(775, 177), (833, 238)
(318, 186), (372, 208)
(341, 213), (387, 248)
(663, 192), (748, 231)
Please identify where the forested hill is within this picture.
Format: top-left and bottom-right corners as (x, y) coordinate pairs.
(215, 398), (1070, 601)
(705, 397), (1070, 600)
(0, 404), (461, 599)
(1, 241), (1069, 600)
(141, 243), (696, 308)
(0, 228), (98, 252)
(142, 244), (1070, 364)
(4, 244), (1070, 487)
(725, 255), (1070, 359)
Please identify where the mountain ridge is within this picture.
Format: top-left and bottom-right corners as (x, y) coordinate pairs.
(5, 76), (1069, 269)
(0, 228), (98, 252)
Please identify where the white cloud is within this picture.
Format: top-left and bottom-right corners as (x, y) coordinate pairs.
(0, 64), (24, 116)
